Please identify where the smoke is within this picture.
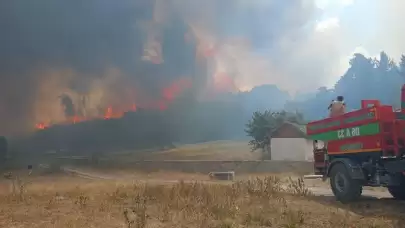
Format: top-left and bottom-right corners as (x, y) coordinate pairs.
(366, 0), (405, 59)
(0, 0), (348, 135)
(0, 0), (199, 134)
(176, 0), (343, 92)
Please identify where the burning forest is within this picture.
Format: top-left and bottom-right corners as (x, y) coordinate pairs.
(35, 76), (193, 130)
(1, 0), (246, 135)
(0, 0), (242, 154)
(0, 0), (330, 154)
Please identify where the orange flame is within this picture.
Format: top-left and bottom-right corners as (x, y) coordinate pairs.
(104, 106), (113, 119)
(35, 77), (192, 130)
(35, 122), (49, 130)
(104, 106), (125, 120)
(131, 104), (137, 112)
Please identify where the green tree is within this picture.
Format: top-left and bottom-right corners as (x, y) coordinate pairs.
(245, 110), (275, 158)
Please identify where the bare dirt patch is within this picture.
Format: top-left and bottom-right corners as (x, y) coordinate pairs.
(62, 166), (309, 183)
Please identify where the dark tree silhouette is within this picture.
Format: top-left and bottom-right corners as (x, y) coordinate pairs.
(287, 51), (405, 120)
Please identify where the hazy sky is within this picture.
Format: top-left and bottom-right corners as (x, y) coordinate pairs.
(315, 0), (405, 87)
(196, 0), (404, 94)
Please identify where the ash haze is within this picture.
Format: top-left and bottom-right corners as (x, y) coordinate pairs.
(0, 0), (403, 134)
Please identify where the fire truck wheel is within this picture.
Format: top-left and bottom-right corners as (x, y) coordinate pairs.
(387, 176), (405, 200)
(330, 163), (363, 203)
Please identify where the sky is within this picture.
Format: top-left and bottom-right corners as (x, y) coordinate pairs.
(187, 0), (405, 95)
(314, 0), (405, 88)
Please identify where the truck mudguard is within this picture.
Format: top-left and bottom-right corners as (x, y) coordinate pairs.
(327, 158), (365, 180)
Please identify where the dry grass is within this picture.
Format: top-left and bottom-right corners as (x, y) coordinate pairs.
(0, 175), (402, 228)
(105, 140), (261, 161)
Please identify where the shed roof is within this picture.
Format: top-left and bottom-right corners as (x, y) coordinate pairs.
(285, 122), (307, 134)
(272, 121), (308, 139)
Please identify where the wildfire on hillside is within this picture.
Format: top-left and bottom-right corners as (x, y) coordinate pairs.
(30, 0), (241, 131)
(35, 77), (193, 130)
(0, 0), (323, 136)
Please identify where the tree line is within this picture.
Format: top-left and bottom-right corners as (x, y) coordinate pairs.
(286, 52), (405, 120)
(245, 52), (405, 155)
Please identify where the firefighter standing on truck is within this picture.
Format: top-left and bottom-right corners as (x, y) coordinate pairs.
(329, 96), (346, 117)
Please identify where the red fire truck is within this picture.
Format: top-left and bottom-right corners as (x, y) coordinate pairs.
(306, 86), (405, 202)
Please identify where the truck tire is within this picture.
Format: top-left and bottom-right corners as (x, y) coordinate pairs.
(388, 176), (405, 200)
(330, 163), (363, 203)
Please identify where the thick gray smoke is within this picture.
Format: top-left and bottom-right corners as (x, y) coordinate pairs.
(175, 0), (346, 93)
(0, 0), (199, 134)
(0, 0), (331, 135)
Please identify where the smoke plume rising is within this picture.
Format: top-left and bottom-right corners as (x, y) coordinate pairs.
(0, 0), (341, 135)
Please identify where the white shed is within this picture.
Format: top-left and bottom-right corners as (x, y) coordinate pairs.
(270, 122), (314, 161)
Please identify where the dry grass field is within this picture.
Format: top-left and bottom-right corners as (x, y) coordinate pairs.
(1, 140), (401, 227)
(103, 140), (262, 161)
(0, 174), (403, 228)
